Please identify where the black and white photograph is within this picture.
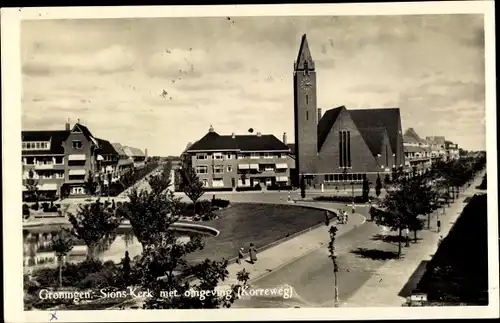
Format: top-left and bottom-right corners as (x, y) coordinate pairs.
(2, 2), (498, 322)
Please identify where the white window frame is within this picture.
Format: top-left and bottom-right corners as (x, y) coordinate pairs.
(226, 154), (233, 160)
(213, 165), (224, 174)
(196, 154), (208, 160)
(263, 152), (273, 159)
(250, 153), (260, 159)
(72, 140), (83, 149)
(196, 166), (208, 174)
(213, 153), (224, 160)
(227, 166), (233, 172)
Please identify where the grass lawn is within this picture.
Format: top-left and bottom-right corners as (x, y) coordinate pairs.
(185, 203), (326, 263)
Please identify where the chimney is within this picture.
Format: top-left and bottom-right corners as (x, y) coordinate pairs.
(256, 132), (262, 137)
(317, 108), (322, 123)
(77, 118), (81, 124)
(208, 125), (214, 133)
(65, 118), (70, 131)
(283, 132), (287, 144)
(231, 132), (235, 139)
(145, 148), (148, 157)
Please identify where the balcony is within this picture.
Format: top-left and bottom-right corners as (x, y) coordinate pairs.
(35, 163), (55, 170)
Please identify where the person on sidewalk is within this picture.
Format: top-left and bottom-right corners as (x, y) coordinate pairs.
(437, 220), (441, 233)
(237, 247), (244, 264)
(344, 210), (349, 223)
(249, 243), (258, 264)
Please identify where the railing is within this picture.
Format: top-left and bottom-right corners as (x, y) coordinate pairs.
(34, 163), (55, 170)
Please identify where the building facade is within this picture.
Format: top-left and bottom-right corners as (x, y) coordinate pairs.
(291, 34), (405, 187)
(182, 126), (294, 190)
(22, 121), (140, 199)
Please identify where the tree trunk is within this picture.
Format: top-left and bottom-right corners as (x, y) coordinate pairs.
(333, 268), (338, 307)
(413, 230), (418, 243)
(58, 256), (63, 287)
(427, 212), (430, 230)
(397, 228), (402, 258)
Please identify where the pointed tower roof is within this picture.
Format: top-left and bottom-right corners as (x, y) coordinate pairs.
(295, 34), (315, 71)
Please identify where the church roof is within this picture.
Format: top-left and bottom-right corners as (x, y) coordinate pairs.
(357, 127), (390, 156)
(317, 106), (345, 151)
(186, 131), (290, 152)
(403, 128), (422, 142)
(348, 108), (402, 155)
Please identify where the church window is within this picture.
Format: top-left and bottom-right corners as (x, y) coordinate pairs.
(306, 95), (309, 105)
(339, 130), (352, 168)
(306, 111), (309, 121)
(334, 174), (339, 181)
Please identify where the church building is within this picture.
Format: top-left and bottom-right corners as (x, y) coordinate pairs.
(292, 34), (405, 187)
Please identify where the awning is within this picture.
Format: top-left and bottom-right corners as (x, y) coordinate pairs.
(275, 163), (288, 169)
(276, 176), (288, 182)
(238, 164), (250, 169)
(69, 169), (86, 176)
(249, 164), (259, 170)
(40, 183), (57, 191)
(68, 154), (86, 161)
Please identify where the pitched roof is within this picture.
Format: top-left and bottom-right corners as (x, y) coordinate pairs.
(21, 130), (69, 155)
(186, 132), (290, 152)
(111, 143), (127, 156)
(295, 34), (315, 70)
(317, 106), (345, 151)
(357, 127), (389, 156)
(96, 138), (119, 155)
(124, 146), (145, 157)
(348, 108), (402, 154)
(404, 146), (426, 153)
(403, 128), (422, 142)
(426, 136), (446, 145)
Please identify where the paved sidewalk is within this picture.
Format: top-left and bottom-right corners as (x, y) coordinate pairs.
(341, 171), (486, 307)
(213, 202), (367, 291)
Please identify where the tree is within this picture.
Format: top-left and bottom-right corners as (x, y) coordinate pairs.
(375, 184), (416, 258)
(182, 167), (205, 215)
(51, 228), (74, 287)
(67, 199), (121, 260)
(300, 174), (306, 199)
(85, 171), (97, 196)
(375, 174), (382, 198)
(121, 250), (131, 286)
(362, 176), (370, 202)
(121, 188), (184, 249)
(107, 173), (113, 196)
(327, 226), (339, 306)
(148, 161), (173, 194)
(383, 174), (391, 187)
(25, 169), (39, 203)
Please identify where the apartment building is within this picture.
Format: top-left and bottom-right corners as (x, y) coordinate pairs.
(22, 121), (137, 199)
(182, 126), (294, 189)
(445, 140), (460, 160)
(403, 128), (456, 174)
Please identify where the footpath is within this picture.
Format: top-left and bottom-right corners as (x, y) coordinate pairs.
(214, 201), (367, 291)
(341, 170), (487, 307)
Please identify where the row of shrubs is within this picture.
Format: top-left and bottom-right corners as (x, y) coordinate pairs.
(177, 198), (231, 221)
(312, 195), (373, 203)
(23, 202), (61, 214)
(267, 184), (293, 191)
(476, 174), (487, 190)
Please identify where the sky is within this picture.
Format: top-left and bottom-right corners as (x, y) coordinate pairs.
(21, 14), (486, 156)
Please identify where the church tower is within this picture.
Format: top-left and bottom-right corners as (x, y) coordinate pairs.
(293, 34), (318, 178)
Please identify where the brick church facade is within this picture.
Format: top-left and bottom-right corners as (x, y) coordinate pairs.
(292, 34), (405, 187)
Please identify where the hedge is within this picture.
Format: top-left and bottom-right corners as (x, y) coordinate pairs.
(267, 184), (293, 191)
(202, 187), (233, 192)
(211, 198), (230, 208)
(236, 184), (262, 192)
(313, 195), (371, 203)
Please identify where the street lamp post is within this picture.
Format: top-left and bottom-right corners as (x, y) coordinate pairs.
(351, 181), (355, 214)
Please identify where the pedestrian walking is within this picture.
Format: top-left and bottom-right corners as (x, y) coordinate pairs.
(249, 243), (257, 264)
(344, 210), (349, 223)
(437, 220), (441, 233)
(237, 247), (244, 264)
